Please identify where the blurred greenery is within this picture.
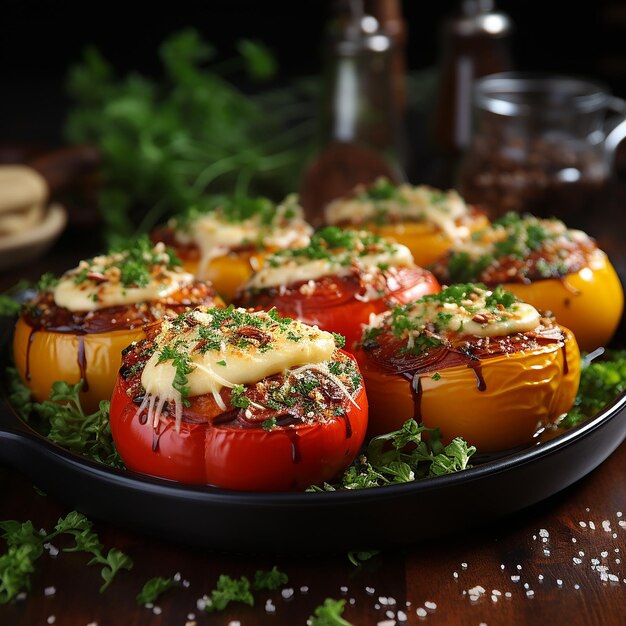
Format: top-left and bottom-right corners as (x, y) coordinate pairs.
(64, 28), (317, 245)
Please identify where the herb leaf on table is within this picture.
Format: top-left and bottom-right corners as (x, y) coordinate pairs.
(0, 511), (132, 603)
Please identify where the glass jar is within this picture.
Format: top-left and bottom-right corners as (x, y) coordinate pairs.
(457, 72), (626, 230)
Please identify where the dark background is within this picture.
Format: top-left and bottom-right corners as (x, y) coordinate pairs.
(2, 0), (626, 145)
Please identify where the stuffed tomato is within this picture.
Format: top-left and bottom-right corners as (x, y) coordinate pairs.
(110, 306), (368, 491)
(233, 227), (441, 351)
(354, 283), (580, 452)
(152, 195), (313, 302)
(13, 238), (222, 413)
(429, 212), (624, 352)
(323, 177), (489, 268)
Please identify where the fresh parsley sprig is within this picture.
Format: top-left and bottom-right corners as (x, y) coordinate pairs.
(0, 511), (132, 603)
(6, 371), (123, 469)
(309, 419), (476, 491)
(309, 598), (354, 626)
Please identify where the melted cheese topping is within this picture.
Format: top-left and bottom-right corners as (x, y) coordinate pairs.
(138, 307), (336, 427)
(452, 216), (592, 261)
(366, 285), (542, 342)
(324, 181), (470, 240)
(246, 242), (414, 290)
(172, 194), (313, 278)
(53, 243), (194, 312)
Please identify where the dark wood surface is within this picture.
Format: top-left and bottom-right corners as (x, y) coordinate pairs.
(0, 208), (625, 626)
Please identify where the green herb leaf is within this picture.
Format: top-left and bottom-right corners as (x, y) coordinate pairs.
(205, 574), (254, 612)
(253, 566), (288, 591)
(136, 576), (176, 605)
(347, 549), (380, 567)
(309, 598), (354, 626)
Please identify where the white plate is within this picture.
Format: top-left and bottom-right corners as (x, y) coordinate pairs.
(0, 204), (67, 271)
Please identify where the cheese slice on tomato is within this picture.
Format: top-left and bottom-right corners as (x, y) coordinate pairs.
(138, 307), (337, 427)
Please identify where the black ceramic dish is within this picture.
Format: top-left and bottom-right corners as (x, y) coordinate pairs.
(1, 305), (625, 554)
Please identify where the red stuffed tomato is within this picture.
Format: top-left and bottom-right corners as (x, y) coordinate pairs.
(233, 227), (441, 351)
(110, 306), (368, 491)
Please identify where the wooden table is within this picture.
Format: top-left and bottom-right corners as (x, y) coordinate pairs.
(0, 221), (625, 626)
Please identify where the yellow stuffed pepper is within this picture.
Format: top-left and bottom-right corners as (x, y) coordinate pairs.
(152, 195), (313, 302)
(323, 178), (489, 268)
(13, 238), (223, 413)
(353, 283), (580, 452)
(428, 212), (624, 352)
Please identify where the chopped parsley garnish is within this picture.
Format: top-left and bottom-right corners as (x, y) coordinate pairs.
(173, 194), (304, 240)
(204, 574), (254, 613)
(267, 226), (396, 268)
(362, 283), (523, 355)
(262, 417), (277, 431)
(443, 212), (585, 282)
(230, 384), (251, 409)
(68, 235), (182, 289)
(157, 346), (193, 406)
(253, 566), (288, 590)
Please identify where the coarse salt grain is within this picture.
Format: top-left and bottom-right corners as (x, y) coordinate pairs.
(505, 592), (512, 598)
(416, 607), (427, 617)
(152, 607), (162, 615)
(424, 601), (437, 610)
(397, 610), (407, 622)
(579, 521), (587, 528)
(539, 529), (549, 538)
(265, 599), (276, 613)
(500, 564), (505, 570)
(617, 511), (623, 517)
(379, 596), (390, 605)
(182, 580), (190, 588)
(573, 558), (582, 565)
(349, 598), (356, 605)
(589, 521), (596, 530)
(601, 551), (609, 558)
(491, 595), (498, 603)
(538, 575), (544, 582)
(544, 549), (551, 556)
(608, 574), (619, 582)
(377, 620), (395, 626)
(385, 610), (395, 619)
(300, 586), (309, 594)
(366, 586), (376, 595)
(228, 621), (241, 626)
(516, 564), (522, 570)
(453, 572), (459, 579)
(187, 614), (196, 620)
(44, 586), (56, 597)
(579, 551), (585, 557)
(511, 576), (520, 583)
(557, 579), (563, 586)
(47, 617), (55, 625)
(44, 543), (59, 558)
(196, 596), (209, 611)
(461, 562), (468, 569)
(526, 590), (534, 597)
(16, 592), (27, 601)
(375, 604), (381, 610)
(173, 572), (181, 582)
(281, 588), (294, 600)
(619, 521), (626, 528)
(603, 521), (612, 532)
(572, 538), (577, 543)
(492, 590), (501, 596)
(340, 586), (348, 594)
